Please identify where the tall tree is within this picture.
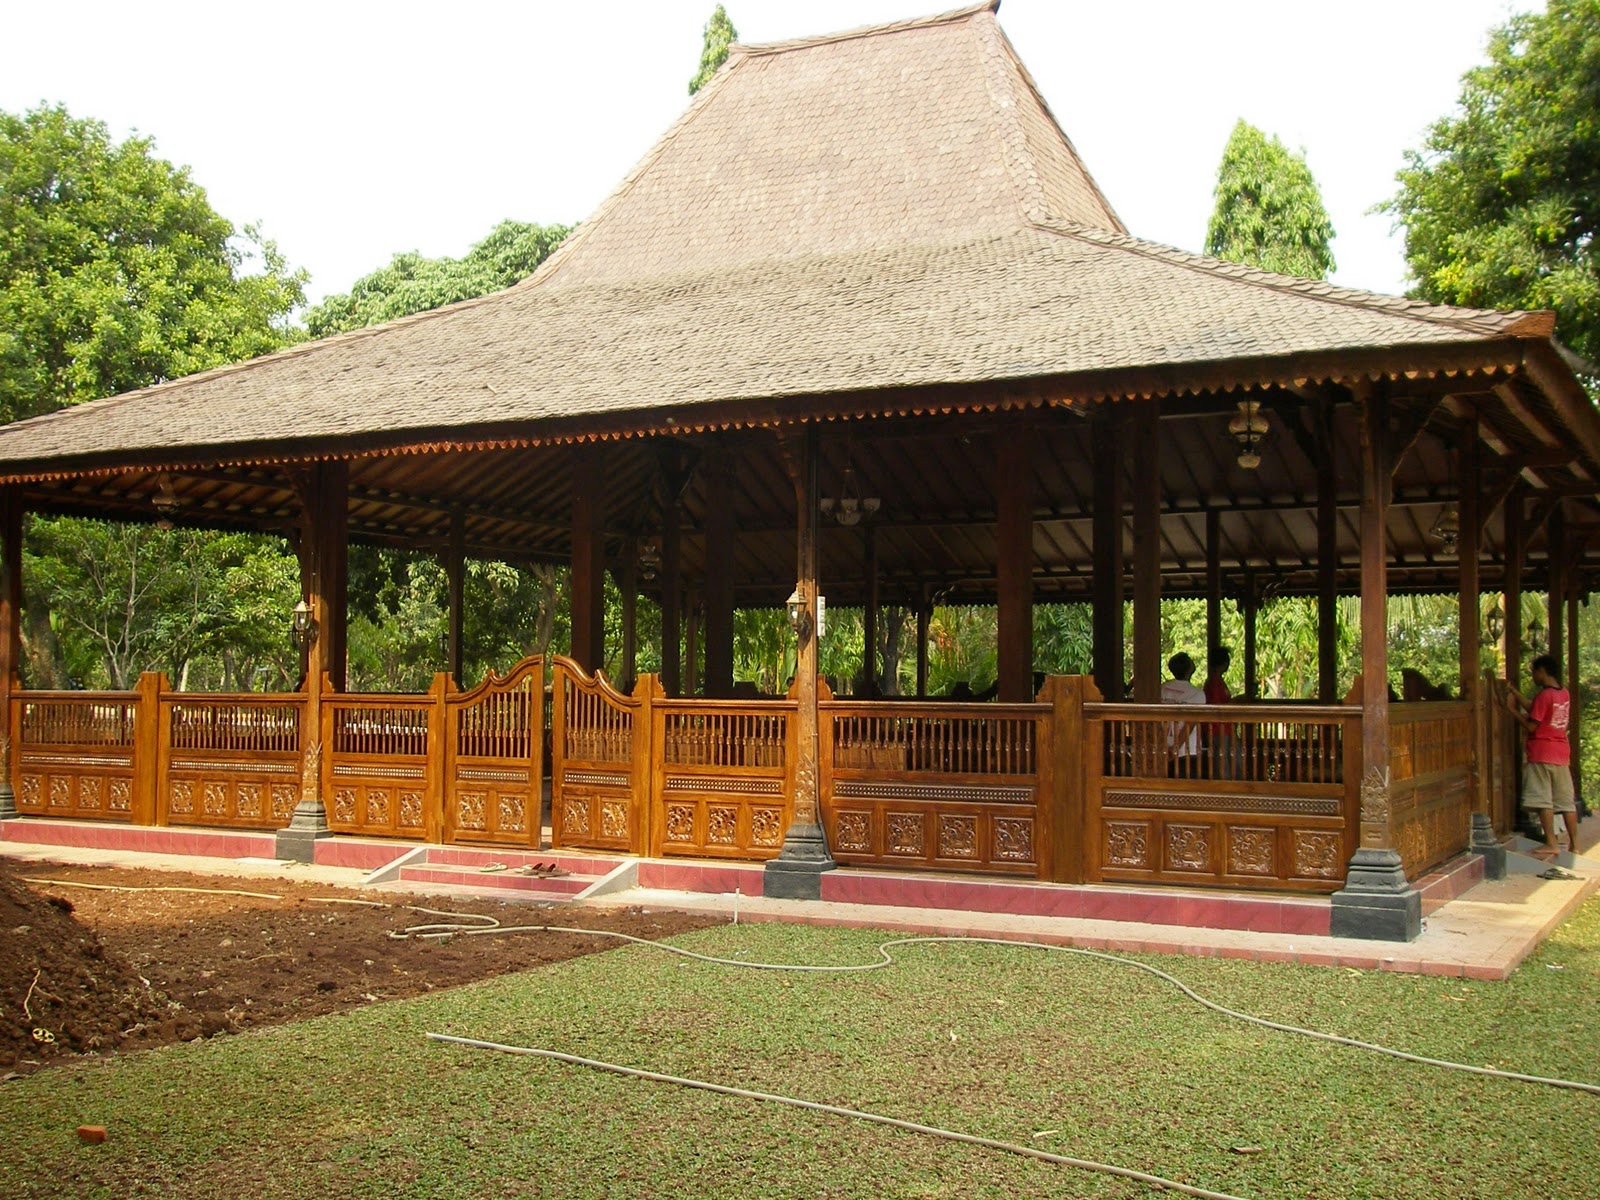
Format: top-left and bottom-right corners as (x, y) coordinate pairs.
(0, 104), (304, 422)
(1386, 0), (1600, 365)
(1204, 119), (1336, 281)
(305, 219), (569, 337)
(689, 5), (738, 95)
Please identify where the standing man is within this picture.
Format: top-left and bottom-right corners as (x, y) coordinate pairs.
(1162, 652), (1206, 778)
(1204, 645), (1235, 779)
(1506, 654), (1580, 858)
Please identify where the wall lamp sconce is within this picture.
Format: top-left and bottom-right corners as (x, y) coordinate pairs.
(1526, 616), (1546, 652)
(1485, 603), (1505, 644)
(291, 598), (319, 651)
(786, 587), (812, 638)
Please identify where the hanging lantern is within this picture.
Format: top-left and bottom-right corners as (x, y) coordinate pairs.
(1227, 399), (1270, 469)
(1429, 506), (1460, 552)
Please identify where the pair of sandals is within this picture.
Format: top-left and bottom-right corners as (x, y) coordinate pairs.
(1536, 865), (1581, 881)
(478, 860), (568, 877)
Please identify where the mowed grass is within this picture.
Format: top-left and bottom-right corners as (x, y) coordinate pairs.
(2, 898), (1597, 1200)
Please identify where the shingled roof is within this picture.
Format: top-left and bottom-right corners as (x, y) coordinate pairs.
(0, 0), (1584, 480)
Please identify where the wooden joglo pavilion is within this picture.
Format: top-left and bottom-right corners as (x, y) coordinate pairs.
(0, 3), (1596, 940)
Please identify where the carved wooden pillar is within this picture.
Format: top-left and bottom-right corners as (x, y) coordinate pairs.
(996, 433), (1034, 703)
(446, 510), (466, 685)
(1331, 383), (1420, 941)
(1316, 397), (1340, 701)
(702, 443), (735, 698)
(569, 445), (607, 674)
(1131, 401), (1161, 703)
(0, 486), (21, 819)
(279, 459), (348, 860)
(1091, 408), (1126, 700)
(765, 424), (836, 898)
(1460, 415), (1503, 875)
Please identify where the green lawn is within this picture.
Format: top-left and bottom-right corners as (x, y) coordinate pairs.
(3, 899), (1597, 1200)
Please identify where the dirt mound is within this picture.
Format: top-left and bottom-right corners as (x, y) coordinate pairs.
(0, 870), (168, 1072)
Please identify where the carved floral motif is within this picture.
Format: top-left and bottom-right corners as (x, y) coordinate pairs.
(457, 791), (486, 830)
(49, 776), (71, 808)
(333, 788), (358, 824)
(270, 784), (297, 821)
(665, 804), (695, 843)
(601, 800), (629, 840)
(236, 783), (263, 818)
(993, 817), (1033, 861)
(399, 791), (424, 829)
(19, 775), (40, 806)
(498, 794), (526, 833)
(938, 815), (977, 859)
(887, 813), (924, 856)
(1293, 830), (1341, 879)
(835, 811), (870, 852)
(108, 778), (132, 812)
(168, 781), (194, 814)
(78, 777), (102, 810)
(750, 807), (784, 847)
(204, 782), (229, 816)
(1166, 824), (1211, 871)
(1227, 827), (1274, 876)
(707, 806), (737, 845)
(1359, 766), (1391, 829)
(366, 788), (391, 826)
(1105, 821), (1148, 867)
(562, 797), (591, 836)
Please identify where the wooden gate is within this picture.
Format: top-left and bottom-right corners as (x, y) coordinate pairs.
(11, 689), (145, 823)
(441, 657), (545, 847)
(550, 657), (650, 855)
(652, 696), (795, 859)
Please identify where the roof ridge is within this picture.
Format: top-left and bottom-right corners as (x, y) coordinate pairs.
(1027, 217), (1548, 337)
(733, 2), (998, 58)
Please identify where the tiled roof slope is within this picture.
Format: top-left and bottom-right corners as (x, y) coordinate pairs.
(528, 2), (1124, 287)
(0, 226), (1543, 469)
(0, 2), (1567, 474)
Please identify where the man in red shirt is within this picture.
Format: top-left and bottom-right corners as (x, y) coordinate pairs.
(1506, 654), (1579, 858)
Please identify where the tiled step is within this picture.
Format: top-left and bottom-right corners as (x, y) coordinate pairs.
(397, 865), (596, 897)
(390, 844), (626, 901)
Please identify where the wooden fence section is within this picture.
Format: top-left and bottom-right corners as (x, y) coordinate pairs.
(653, 698), (795, 859)
(551, 657), (650, 855)
(444, 658), (544, 847)
(820, 694), (1052, 876)
(1483, 675), (1521, 835)
(164, 691), (304, 829)
(1083, 703), (1361, 892)
(324, 689), (436, 841)
(11, 683), (149, 822)
(1389, 701), (1474, 877)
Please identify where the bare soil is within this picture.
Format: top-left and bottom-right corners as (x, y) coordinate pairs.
(0, 858), (719, 1077)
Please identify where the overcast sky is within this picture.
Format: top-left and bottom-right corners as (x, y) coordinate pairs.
(5, 0), (1537, 307)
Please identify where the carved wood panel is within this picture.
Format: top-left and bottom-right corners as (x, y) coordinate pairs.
(16, 752), (135, 823)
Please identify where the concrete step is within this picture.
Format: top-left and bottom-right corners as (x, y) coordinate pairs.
(387, 843), (628, 902)
(397, 863), (596, 897)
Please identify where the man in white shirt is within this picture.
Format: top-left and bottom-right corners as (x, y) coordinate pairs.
(1161, 652), (1206, 772)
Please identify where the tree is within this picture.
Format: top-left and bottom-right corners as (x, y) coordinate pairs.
(1204, 119), (1336, 281)
(0, 104), (305, 423)
(304, 219), (569, 338)
(689, 5), (738, 95)
(1387, 1), (1600, 365)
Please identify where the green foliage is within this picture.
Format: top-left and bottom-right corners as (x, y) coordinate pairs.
(304, 219), (570, 338)
(1205, 119), (1336, 281)
(1387, 1), (1600, 364)
(0, 104), (305, 423)
(689, 5), (738, 95)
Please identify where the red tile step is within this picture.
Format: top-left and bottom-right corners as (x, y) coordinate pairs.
(393, 845), (625, 901)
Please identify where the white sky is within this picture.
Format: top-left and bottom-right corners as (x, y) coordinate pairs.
(4, 0), (1537, 307)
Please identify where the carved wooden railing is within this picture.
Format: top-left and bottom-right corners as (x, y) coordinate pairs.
(11, 687), (147, 822)
(443, 658), (543, 847)
(551, 657), (650, 855)
(164, 691), (305, 829)
(820, 690), (1052, 877)
(1083, 702), (1360, 892)
(1389, 700), (1474, 877)
(324, 689), (436, 840)
(653, 697), (795, 859)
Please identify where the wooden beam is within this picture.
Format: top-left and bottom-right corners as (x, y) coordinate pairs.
(996, 433), (1035, 702)
(1132, 401), (1161, 703)
(1389, 395), (1447, 477)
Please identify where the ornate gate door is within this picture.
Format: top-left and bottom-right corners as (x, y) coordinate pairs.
(442, 657), (544, 847)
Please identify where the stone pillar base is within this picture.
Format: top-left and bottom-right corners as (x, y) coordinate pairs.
(1330, 847), (1421, 941)
(1469, 812), (1507, 881)
(763, 821), (836, 901)
(274, 826), (333, 864)
(0, 784), (18, 820)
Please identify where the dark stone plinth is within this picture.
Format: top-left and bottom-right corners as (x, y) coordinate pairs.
(0, 781), (17, 820)
(1330, 847), (1422, 941)
(763, 821), (836, 901)
(274, 826), (333, 863)
(1469, 812), (1507, 881)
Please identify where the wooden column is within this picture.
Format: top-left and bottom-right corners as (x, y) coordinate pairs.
(619, 555), (638, 694)
(446, 510), (466, 684)
(1505, 484), (1524, 686)
(685, 594), (701, 695)
(1316, 397), (1340, 701)
(916, 592), (931, 699)
(1460, 416), (1503, 874)
(1131, 402), (1161, 703)
(569, 446), (607, 674)
(0, 486), (21, 819)
(660, 493), (682, 696)
(1091, 408), (1126, 700)
(1205, 509), (1222, 658)
(862, 525), (879, 695)
(1568, 580), (1582, 814)
(701, 444), (735, 698)
(1242, 571), (1259, 701)
(764, 423), (836, 896)
(1331, 382), (1420, 941)
(996, 433), (1034, 703)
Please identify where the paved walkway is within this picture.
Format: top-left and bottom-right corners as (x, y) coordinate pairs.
(3, 817), (1595, 980)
